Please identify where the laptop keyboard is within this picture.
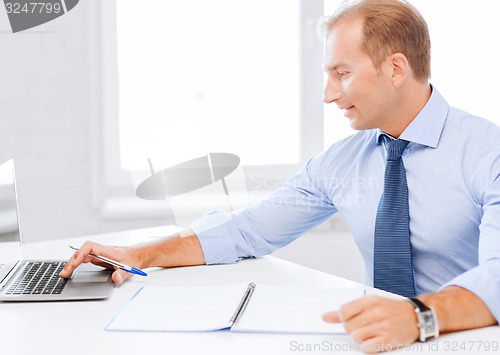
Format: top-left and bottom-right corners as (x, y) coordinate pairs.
(5, 261), (68, 295)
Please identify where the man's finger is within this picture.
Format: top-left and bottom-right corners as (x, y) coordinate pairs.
(110, 264), (137, 284)
(349, 323), (380, 342)
(59, 253), (80, 278)
(338, 296), (373, 322)
(323, 311), (341, 323)
(112, 269), (127, 284)
(323, 296), (374, 324)
(59, 241), (106, 277)
(59, 241), (137, 285)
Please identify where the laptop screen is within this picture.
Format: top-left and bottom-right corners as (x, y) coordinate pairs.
(0, 160), (21, 271)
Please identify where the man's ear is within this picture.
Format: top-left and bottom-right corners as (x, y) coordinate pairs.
(390, 53), (409, 87)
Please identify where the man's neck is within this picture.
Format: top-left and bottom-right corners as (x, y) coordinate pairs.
(382, 83), (432, 138)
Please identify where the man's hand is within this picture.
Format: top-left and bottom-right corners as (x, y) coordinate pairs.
(58, 229), (206, 284)
(59, 241), (141, 284)
(323, 296), (419, 354)
(323, 286), (497, 353)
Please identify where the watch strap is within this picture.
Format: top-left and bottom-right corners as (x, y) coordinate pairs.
(406, 297), (439, 342)
(408, 297), (430, 312)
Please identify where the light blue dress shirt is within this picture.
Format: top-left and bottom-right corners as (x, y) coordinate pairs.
(190, 87), (500, 321)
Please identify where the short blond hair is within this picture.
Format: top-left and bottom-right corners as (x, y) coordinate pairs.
(319, 0), (431, 82)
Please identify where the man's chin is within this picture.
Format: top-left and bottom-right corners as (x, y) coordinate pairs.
(349, 118), (376, 132)
(348, 119), (364, 131)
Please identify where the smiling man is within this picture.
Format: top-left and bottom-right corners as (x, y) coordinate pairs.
(322, 17), (431, 137)
(61, 0), (500, 352)
(318, 1), (498, 350)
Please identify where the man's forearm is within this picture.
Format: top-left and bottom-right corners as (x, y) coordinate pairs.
(132, 228), (206, 269)
(418, 286), (497, 333)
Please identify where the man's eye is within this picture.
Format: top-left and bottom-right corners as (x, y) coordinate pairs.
(338, 71), (348, 79)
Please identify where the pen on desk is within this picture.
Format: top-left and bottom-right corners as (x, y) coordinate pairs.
(69, 246), (148, 276)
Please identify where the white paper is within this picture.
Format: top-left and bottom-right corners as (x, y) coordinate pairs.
(106, 284), (249, 332)
(106, 284), (364, 334)
(231, 286), (364, 334)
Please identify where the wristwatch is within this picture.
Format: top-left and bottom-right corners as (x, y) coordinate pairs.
(407, 297), (439, 342)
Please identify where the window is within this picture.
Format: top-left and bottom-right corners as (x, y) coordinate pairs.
(118, 1), (303, 169)
(98, 1), (325, 219)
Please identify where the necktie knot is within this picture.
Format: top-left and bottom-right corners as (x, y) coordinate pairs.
(386, 138), (409, 161)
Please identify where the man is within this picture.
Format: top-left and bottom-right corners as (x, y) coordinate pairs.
(60, 0), (499, 352)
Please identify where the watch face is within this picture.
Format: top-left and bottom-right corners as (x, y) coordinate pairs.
(420, 310), (437, 339)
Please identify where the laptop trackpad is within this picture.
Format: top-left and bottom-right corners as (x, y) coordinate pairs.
(73, 271), (110, 283)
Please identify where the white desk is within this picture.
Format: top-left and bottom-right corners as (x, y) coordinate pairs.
(1, 226), (499, 355)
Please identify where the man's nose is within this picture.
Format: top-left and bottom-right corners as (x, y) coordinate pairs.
(323, 80), (341, 104)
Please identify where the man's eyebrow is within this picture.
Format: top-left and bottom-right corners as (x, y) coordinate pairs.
(325, 63), (347, 72)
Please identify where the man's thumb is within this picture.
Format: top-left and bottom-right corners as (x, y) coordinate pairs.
(322, 311), (341, 323)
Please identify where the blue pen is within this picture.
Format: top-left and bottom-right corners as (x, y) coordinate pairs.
(69, 246), (147, 276)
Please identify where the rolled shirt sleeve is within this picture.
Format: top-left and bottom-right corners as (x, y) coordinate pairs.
(190, 156), (338, 265)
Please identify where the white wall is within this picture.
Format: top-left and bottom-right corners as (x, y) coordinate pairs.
(0, 1), (170, 243)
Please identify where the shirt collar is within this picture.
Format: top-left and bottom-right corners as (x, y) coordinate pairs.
(376, 85), (449, 148)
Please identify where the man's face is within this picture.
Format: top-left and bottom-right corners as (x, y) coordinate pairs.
(323, 19), (396, 131)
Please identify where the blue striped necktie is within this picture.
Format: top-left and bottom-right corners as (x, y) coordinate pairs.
(373, 136), (416, 297)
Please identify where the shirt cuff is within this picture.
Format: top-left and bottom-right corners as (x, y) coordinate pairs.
(189, 210), (240, 265)
(439, 261), (500, 322)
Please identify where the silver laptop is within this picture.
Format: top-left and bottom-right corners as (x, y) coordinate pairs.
(0, 159), (114, 301)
